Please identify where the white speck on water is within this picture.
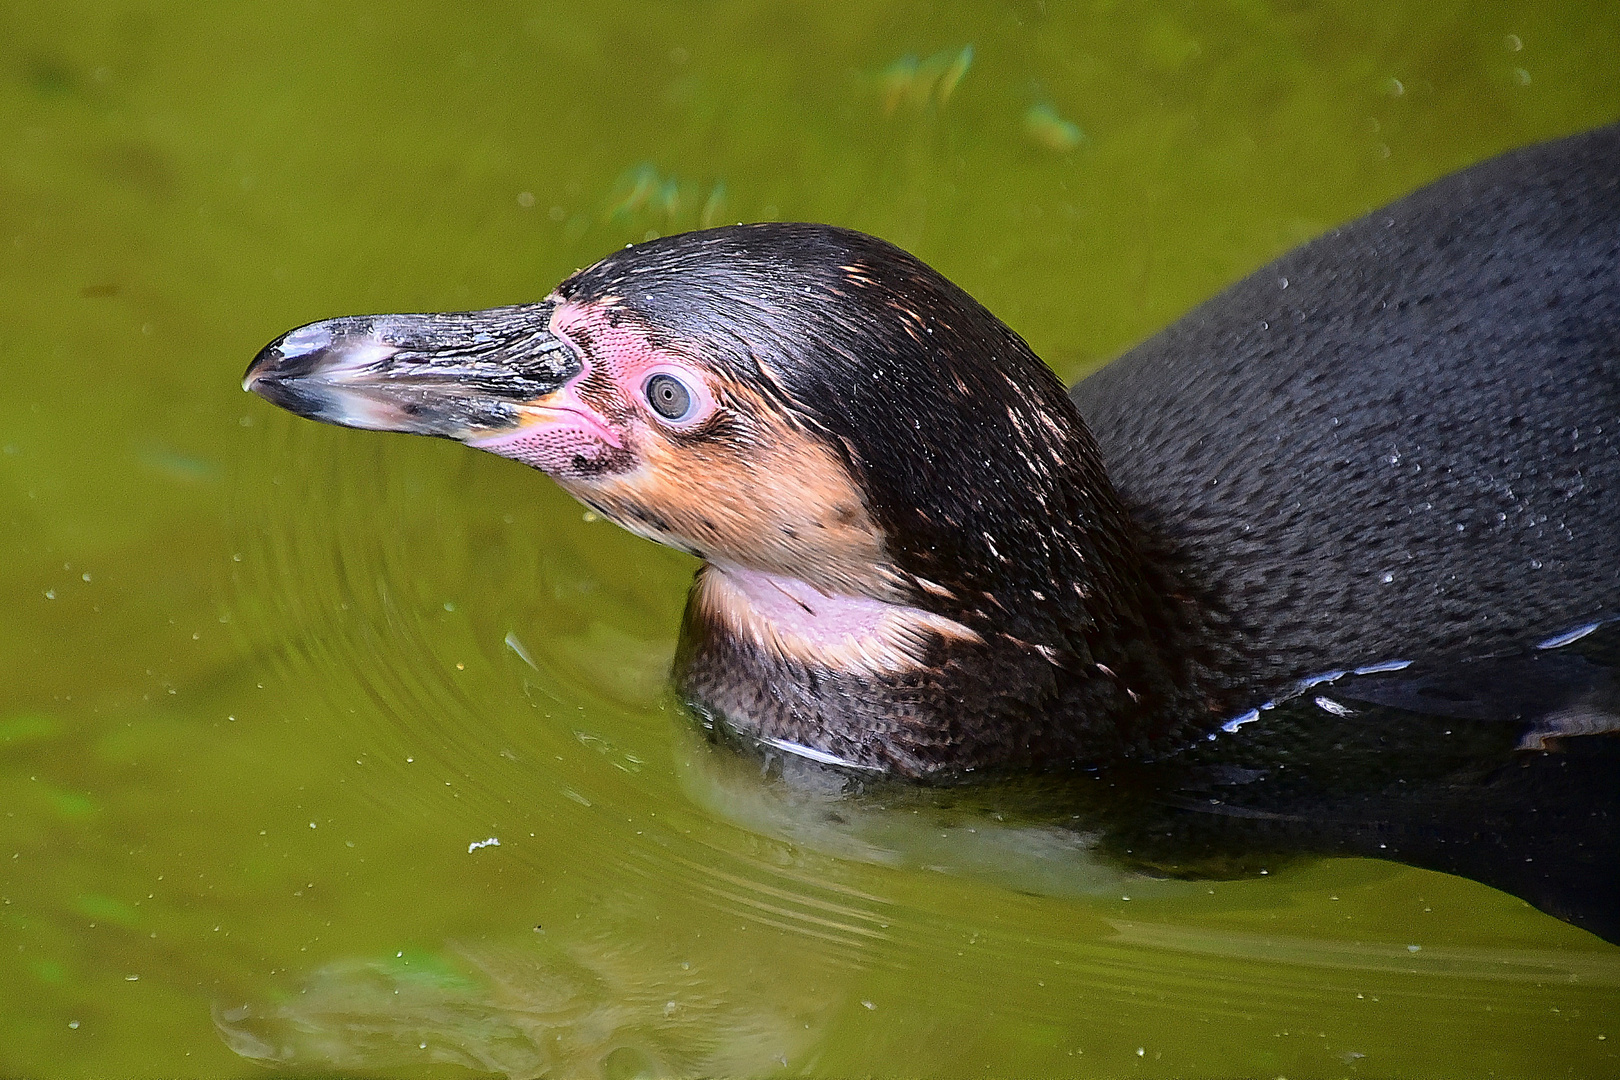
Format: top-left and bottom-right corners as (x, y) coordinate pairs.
(1407, 944), (1421, 953)
(861, 1000), (877, 1010)
(1381, 572), (1394, 583)
(505, 631), (539, 670)
(468, 837), (500, 853)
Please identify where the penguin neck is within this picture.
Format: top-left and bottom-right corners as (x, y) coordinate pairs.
(671, 545), (1232, 778)
(690, 564), (983, 677)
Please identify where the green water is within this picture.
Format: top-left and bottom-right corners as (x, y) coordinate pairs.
(3, 1), (1618, 1075)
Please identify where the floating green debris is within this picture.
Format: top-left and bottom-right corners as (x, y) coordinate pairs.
(138, 444), (221, 483)
(48, 787), (98, 819)
(380, 948), (480, 993)
(881, 45), (973, 114)
(938, 45), (973, 102)
(1023, 103), (1085, 152)
(27, 57), (75, 96)
(700, 181), (727, 229)
(655, 177), (680, 217)
(0, 714), (57, 747)
(30, 958), (68, 986)
(605, 165), (727, 232)
(606, 164), (660, 222)
(75, 893), (140, 928)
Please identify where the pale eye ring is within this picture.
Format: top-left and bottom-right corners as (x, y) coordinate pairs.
(645, 372), (694, 421)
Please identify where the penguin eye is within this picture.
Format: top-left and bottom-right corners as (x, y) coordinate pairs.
(644, 372), (694, 421)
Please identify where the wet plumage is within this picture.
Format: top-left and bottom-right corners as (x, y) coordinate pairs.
(245, 124), (1620, 937)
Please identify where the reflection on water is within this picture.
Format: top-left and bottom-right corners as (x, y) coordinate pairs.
(680, 732), (1148, 900)
(212, 891), (1620, 1078)
(3, 0), (1619, 1075)
(687, 623), (1620, 939)
(216, 927), (835, 1077)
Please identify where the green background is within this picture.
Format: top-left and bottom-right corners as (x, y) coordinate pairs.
(2, 1), (1617, 1075)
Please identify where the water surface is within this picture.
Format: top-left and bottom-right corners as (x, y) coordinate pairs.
(3, 1), (1618, 1075)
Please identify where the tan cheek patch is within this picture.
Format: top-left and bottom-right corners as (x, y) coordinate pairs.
(562, 382), (902, 600)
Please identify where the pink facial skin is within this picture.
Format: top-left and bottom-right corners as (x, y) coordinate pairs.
(470, 300), (718, 478)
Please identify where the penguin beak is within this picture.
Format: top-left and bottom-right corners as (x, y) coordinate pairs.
(242, 301), (581, 441)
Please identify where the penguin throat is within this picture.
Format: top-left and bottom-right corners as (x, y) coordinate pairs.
(693, 563), (981, 676)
